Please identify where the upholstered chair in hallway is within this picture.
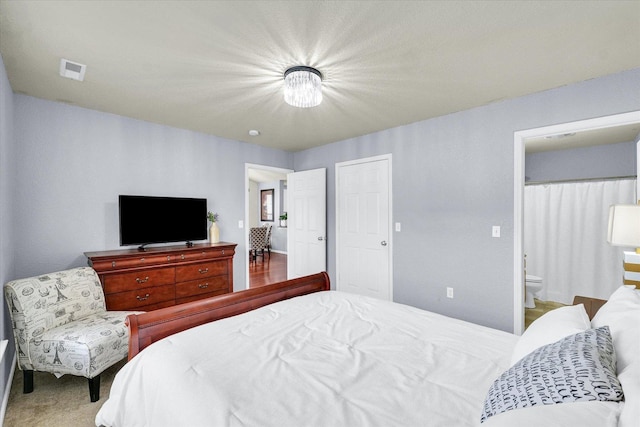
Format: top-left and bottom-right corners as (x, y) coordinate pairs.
(249, 226), (270, 262)
(4, 267), (139, 402)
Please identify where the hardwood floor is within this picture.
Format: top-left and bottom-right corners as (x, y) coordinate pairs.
(249, 252), (287, 288)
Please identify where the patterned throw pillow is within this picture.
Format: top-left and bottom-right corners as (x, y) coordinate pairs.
(480, 326), (624, 423)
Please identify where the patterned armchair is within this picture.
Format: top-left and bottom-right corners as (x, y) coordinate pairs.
(4, 267), (139, 402)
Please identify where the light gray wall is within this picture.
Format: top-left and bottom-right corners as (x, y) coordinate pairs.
(0, 53), (16, 418)
(294, 67), (640, 332)
(12, 95), (293, 288)
(525, 140), (636, 182)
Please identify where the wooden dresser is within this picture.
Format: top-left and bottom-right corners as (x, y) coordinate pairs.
(85, 242), (236, 311)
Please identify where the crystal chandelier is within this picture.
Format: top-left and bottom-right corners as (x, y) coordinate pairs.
(283, 66), (323, 108)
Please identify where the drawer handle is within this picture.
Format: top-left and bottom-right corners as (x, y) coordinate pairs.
(198, 283), (209, 289)
(136, 293), (150, 301)
(198, 268), (209, 274)
(136, 276), (149, 284)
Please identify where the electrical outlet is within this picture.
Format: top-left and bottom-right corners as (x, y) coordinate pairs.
(492, 226), (501, 238)
(446, 287), (454, 299)
(238, 220), (244, 229)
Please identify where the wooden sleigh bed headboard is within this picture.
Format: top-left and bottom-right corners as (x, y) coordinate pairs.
(126, 272), (606, 360)
(126, 272), (330, 360)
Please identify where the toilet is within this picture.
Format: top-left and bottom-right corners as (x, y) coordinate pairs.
(525, 275), (543, 309)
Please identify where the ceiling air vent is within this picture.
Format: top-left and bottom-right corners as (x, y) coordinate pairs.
(59, 58), (86, 81)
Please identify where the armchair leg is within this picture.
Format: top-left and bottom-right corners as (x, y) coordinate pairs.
(23, 370), (34, 394)
(88, 375), (100, 402)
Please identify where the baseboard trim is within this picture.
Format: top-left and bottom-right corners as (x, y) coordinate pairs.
(0, 353), (16, 427)
(271, 250), (287, 255)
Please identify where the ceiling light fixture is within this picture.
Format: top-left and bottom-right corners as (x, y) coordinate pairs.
(283, 66), (322, 108)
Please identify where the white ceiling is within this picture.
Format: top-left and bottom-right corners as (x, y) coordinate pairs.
(248, 168), (288, 184)
(1, 1), (639, 152)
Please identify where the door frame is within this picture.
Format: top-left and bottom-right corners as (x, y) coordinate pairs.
(335, 153), (393, 299)
(244, 163), (293, 291)
(513, 110), (640, 335)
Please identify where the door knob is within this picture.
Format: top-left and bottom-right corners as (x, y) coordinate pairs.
(381, 241), (387, 246)
(318, 236), (324, 241)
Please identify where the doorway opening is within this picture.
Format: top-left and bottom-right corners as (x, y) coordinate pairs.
(244, 163), (293, 290)
(513, 111), (640, 334)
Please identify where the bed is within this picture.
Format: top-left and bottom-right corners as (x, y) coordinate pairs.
(95, 273), (639, 427)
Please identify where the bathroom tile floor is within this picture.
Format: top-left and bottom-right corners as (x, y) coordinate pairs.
(524, 298), (566, 329)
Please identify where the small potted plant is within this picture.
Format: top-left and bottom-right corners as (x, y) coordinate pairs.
(207, 211), (220, 243)
(279, 212), (287, 228)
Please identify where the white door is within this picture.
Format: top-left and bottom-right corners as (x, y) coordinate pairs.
(336, 155), (392, 300)
(287, 168), (327, 279)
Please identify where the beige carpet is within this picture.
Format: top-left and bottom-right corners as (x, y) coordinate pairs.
(3, 359), (125, 427)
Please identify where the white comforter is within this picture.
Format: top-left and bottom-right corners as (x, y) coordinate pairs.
(96, 291), (517, 427)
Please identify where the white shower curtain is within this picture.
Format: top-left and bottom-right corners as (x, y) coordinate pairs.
(524, 178), (636, 304)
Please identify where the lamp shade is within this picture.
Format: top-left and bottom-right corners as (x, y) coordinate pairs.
(607, 204), (640, 247)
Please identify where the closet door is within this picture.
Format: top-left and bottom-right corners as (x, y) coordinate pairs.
(336, 155), (392, 301)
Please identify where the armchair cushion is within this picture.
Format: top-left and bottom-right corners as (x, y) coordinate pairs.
(34, 311), (131, 378)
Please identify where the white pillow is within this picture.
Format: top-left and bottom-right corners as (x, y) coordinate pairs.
(592, 285), (640, 374)
(510, 303), (590, 366)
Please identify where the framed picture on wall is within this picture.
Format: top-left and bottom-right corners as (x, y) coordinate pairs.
(261, 189), (274, 221)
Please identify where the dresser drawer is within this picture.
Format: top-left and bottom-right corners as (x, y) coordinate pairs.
(103, 267), (175, 293)
(175, 288), (229, 305)
(92, 254), (174, 271)
(175, 276), (229, 299)
(175, 261), (227, 282)
(174, 248), (226, 262)
(105, 284), (175, 310)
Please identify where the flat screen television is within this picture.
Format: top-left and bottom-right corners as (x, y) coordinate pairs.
(119, 195), (208, 249)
